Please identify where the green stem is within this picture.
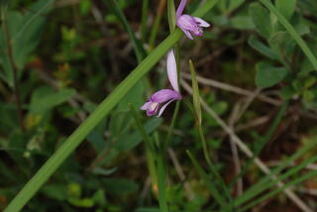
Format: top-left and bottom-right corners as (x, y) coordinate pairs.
(156, 151), (169, 212)
(129, 105), (157, 198)
(163, 0), (179, 151)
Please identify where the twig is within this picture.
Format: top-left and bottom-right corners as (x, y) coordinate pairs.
(181, 80), (313, 212)
(140, 176), (152, 202)
(236, 88), (261, 121)
(227, 87), (261, 196)
(235, 116), (270, 132)
(168, 148), (195, 200)
(182, 73), (281, 106)
(297, 187), (317, 196)
(228, 102), (243, 196)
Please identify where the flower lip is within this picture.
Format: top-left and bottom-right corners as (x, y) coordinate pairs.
(150, 89), (181, 103)
(140, 89), (181, 117)
(175, 0), (210, 40)
(177, 14), (210, 39)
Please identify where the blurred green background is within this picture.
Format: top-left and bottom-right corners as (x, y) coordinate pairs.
(1, 0), (317, 211)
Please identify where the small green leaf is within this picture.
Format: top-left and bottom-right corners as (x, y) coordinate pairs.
(269, 31), (296, 61)
(29, 86), (76, 114)
(255, 62), (288, 88)
(0, 0), (53, 86)
(230, 15), (254, 30)
(115, 118), (162, 151)
(276, 0), (296, 20)
(248, 35), (278, 60)
(249, 3), (272, 38)
(186, 150), (228, 209)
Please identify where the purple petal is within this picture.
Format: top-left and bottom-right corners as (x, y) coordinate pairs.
(177, 14), (209, 39)
(167, 50), (179, 92)
(157, 99), (176, 117)
(194, 17), (210, 27)
(140, 101), (152, 110)
(141, 100), (160, 116)
(150, 89), (181, 103)
(177, 15), (197, 31)
(182, 29), (194, 40)
(147, 106), (158, 116)
(176, 0), (187, 19)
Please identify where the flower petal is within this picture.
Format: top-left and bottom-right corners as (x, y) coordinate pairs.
(157, 99), (176, 117)
(181, 28), (194, 40)
(194, 17), (210, 27)
(140, 101), (152, 110)
(176, 0), (187, 18)
(147, 105), (158, 116)
(177, 15), (196, 31)
(167, 50), (179, 92)
(150, 89), (181, 103)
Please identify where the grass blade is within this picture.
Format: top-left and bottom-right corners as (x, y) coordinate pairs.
(106, 0), (147, 62)
(187, 150), (228, 209)
(231, 101), (288, 187)
(189, 60), (233, 210)
(234, 136), (317, 206)
(240, 169), (317, 211)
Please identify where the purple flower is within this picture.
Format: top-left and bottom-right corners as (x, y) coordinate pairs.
(176, 0), (210, 40)
(141, 50), (181, 117)
(141, 89), (181, 117)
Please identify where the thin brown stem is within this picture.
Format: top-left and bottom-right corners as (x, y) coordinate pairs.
(181, 80), (313, 212)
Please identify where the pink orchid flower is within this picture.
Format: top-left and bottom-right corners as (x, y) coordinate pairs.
(176, 0), (210, 40)
(141, 50), (182, 117)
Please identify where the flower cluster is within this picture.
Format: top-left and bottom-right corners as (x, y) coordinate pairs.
(141, 0), (210, 117)
(176, 0), (210, 40)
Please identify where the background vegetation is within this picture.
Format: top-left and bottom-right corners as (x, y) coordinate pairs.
(1, 0), (317, 211)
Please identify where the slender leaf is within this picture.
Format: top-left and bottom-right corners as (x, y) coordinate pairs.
(187, 150), (228, 209)
(106, 0), (147, 62)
